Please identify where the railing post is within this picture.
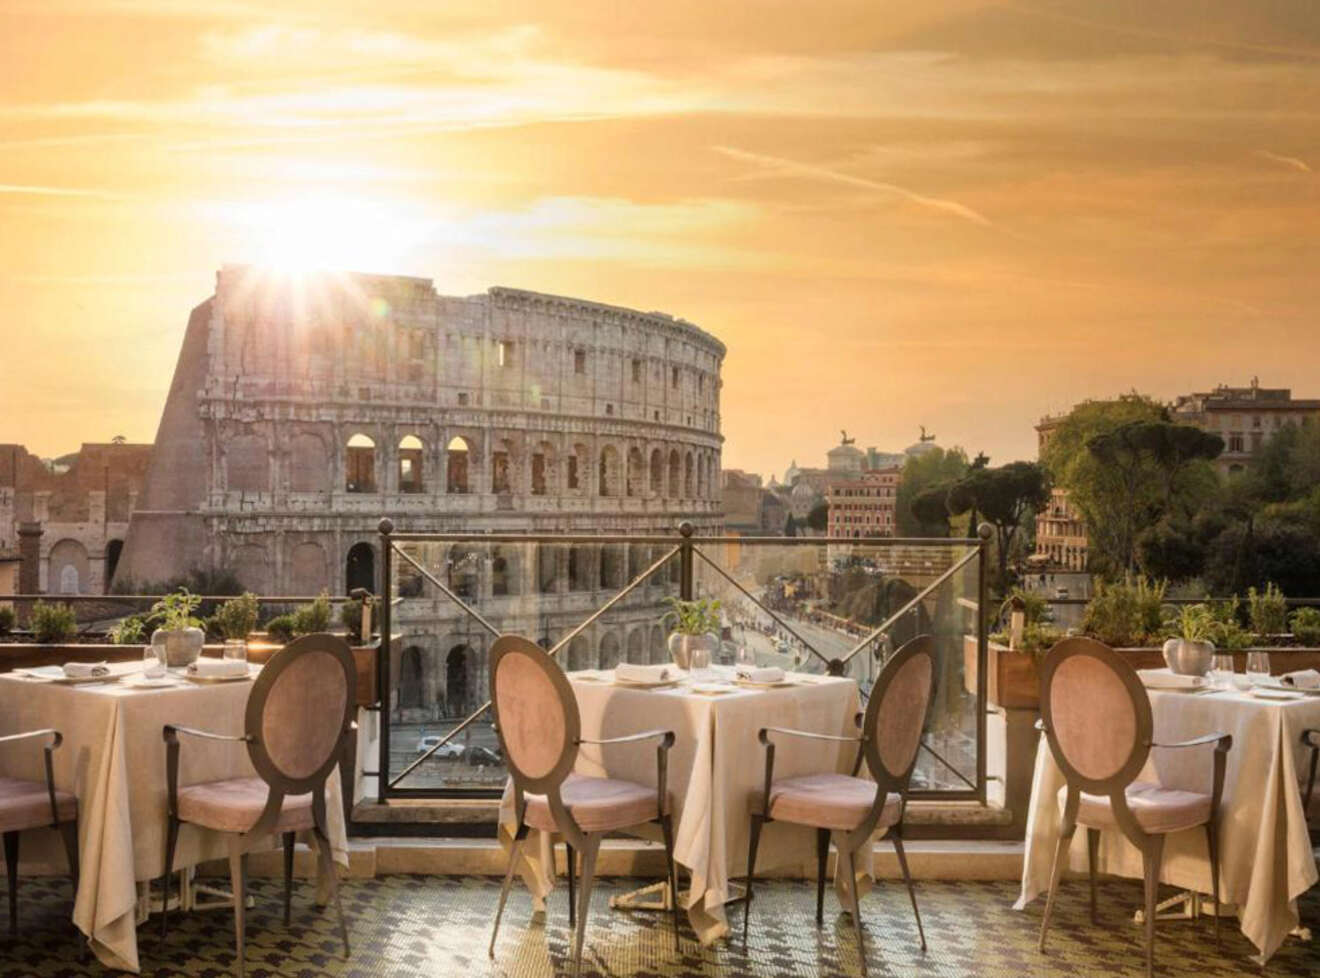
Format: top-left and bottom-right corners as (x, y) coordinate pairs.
(975, 521), (992, 805)
(679, 521), (694, 600)
(377, 517), (394, 803)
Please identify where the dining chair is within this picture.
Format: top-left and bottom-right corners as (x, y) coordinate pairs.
(744, 633), (936, 976)
(0, 729), (78, 935)
(1303, 728), (1319, 822)
(159, 633), (356, 978)
(1036, 636), (1232, 978)
(487, 634), (679, 977)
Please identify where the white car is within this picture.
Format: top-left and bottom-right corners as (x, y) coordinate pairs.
(416, 736), (464, 759)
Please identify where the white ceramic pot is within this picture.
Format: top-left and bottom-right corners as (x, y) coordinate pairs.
(151, 627), (205, 668)
(668, 632), (718, 671)
(1162, 637), (1214, 677)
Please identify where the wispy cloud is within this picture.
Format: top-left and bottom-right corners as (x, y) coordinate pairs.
(1254, 149), (1312, 173)
(0, 183), (129, 200)
(713, 145), (998, 230)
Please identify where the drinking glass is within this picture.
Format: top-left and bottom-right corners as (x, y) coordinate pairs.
(223, 638), (248, 662)
(735, 640), (757, 670)
(1209, 653), (1235, 689)
(143, 645), (166, 679)
(689, 643), (713, 680)
(1245, 650), (1271, 683)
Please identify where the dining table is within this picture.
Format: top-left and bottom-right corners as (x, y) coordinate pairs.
(1016, 676), (1320, 962)
(498, 666), (870, 945)
(0, 659), (348, 973)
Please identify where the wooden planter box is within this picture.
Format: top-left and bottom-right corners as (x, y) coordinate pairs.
(963, 636), (1041, 710)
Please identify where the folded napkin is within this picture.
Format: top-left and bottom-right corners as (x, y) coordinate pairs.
(735, 664), (785, 684)
(63, 661), (109, 678)
(1136, 668), (1203, 689)
(1281, 669), (1320, 690)
(189, 657), (250, 678)
(615, 663), (674, 684)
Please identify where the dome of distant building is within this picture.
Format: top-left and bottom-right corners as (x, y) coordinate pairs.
(784, 459), (801, 485)
(827, 441), (865, 475)
(905, 427), (940, 457)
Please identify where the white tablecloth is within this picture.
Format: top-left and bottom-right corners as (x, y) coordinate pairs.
(0, 661), (348, 973)
(1016, 685), (1320, 961)
(498, 670), (864, 944)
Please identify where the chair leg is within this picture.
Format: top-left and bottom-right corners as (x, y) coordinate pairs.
(1037, 822), (1076, 952)
(892, 833), (926, 952)
(566, 842), (576, 929)
(743, 814), (764, 947)
(282, 832), (295, 927)
(660, 815), (681, 951)
(489, 835), (523, 959)
(160, 815), (180, 941)
(313, 826), (349, 958)
(4, 831), (18, 935)
(841, 845), (867, 976)
(571, 834), (602, 978)
(1205, 822), (1221, 945)
(228, 841), (248, 978)
(59, 820), (80, 893)
(1142, 836), (1165, 978)
(1086, 828), (1100, 925)
(815, 828), (829, 926)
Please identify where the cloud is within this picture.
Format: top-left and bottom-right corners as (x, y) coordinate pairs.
(712, 145), (998, 230)
(0, 183), (129, 200)
(1254, 149), (1312, 173)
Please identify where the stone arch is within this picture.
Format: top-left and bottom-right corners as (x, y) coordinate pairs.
(568, 443), (588, 493)
(649, 448), (664, 496)
(696, 453), (708, 499)
(226, 433), (269, 493)
(530, 441), (555, 496)
(446, 436), (473, 493)
(598, 632), (623, 669)
(537, 545), (559, 594)
(346, 433), (377, 493)
(446, 645), (472, 716)
(626, 446), (645, 498)
(289, 432), (330, 492)
(599, 445), (621, 497)
(626, 627), (646, 664)
(288, 541), (329, 594)
(599, 545), (625, 590)
(448, 546), (478, 599)
(491, 546), (519, 597)
(568, 546), (592, 591)
(346, 541), (375, 594)
(398, 646), (425, 710)
(649, 625), (667, 665)
(398, 434), (424, 493)
(684, 451), (695, 498)
(491, 437), (515, 494)
(668, 449), (680, 497)
(104, 539), (124, 592)
(627, 544), (647, 583)
(232, 543), (272, 594)
(49, 538), (88, 595)
(568, 636), (593, 672)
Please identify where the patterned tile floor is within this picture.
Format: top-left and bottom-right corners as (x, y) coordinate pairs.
(3, 874), (1318, 977)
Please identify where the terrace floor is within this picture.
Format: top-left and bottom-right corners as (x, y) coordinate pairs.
(5, 874), (1318, 977)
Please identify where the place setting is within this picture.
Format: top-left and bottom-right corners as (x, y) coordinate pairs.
(12, 660), (123, 685)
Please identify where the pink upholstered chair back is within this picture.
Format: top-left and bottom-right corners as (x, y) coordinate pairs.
(1039, 637), (1151, 791)
(862, 634), (936, 784)
(246, 633), (356, 794)
(490, 635), (579, 794)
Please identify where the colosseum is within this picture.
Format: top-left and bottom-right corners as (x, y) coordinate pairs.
(116, 264), (725, 718)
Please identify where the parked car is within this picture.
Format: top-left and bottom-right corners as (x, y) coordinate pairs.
(416, 735), (464, 759)
(466, 746), (502, 767)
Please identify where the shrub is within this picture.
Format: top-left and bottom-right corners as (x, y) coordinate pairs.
(0, 606), (13, 635)
(109, 615), (148, 645)
(31, 601), (77, 643)
(212, 592), (259, 640)
(149, 589), (203, 632)
(291, 591), (332, 636)
(265, 614), (296, 642)
(1081, 576), (1166, 646)
(1247, 582), (1288, 639)
(1291, 607), (1320, 646)
(341, 598), (371, 643)
(990, 621), (1064, 658)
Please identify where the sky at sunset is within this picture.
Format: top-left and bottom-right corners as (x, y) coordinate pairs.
(2, 1), (1318, 478)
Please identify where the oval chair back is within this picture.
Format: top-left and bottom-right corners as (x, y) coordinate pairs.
(245, 633), (356, 799)
(490, 635), (580, 813)
(861, 634), (937, 792)
(1039, 636), (1151, 797)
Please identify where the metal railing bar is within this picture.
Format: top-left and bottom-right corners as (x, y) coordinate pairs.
(391, 545), (502, 639)
(389, 701), (494, 789)
(918, 740), (978, 792)
(386, 532), (981, 546)
(547, 546), (681, 658)
(1, 594), (359, 604)
(840, 546), (983, 664)
(691, 546), (832, 669)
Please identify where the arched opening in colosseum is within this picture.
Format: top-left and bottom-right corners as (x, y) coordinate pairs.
(684, 452), (695, 498)
(491, 547), (518, 596)
(50, 538), (88, 594)
(289, 541), (329, 595)
(289, 432), (330, 492)
(448, 547), (478, 599)
(598, 445), (621, 497)
(232, 544), (272, 594)
(599, 545), (625, 590)
(537, 545), (558, 594)
(491, 439), (513, 494)
(627, 544), (647, 583)
(697, 454), (708, 498)
(598, 632), (622, 669)
(531, 442), (554, 496)
(447, 645), (471, 716)
(346, 542), (375, 594)
(226, 433), (269, 493)
(626, 447), (644, 497)
(567, 443), (586, 492)
(649, 449), (663, 496)
(446, 437), (471, 493)
(346, 434), (377, 493)
(568, 546), (591, 591)
(568, 636), (592, 671)
(626, 628), (646, 664)
(398, 434), (424, 493)
(668, 450), (680, 497)
(104, 539), (123, 592)
(397, 646), (425, 710)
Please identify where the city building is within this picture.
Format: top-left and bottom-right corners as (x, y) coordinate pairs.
(720, 469), (787, 536)
(115, 265), (724, 718)
(1172, 379), (1320, 475)
(826, 464), (902, 538)
(1032, 413), (1089, 572)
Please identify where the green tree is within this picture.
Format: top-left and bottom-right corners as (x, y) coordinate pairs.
(947, 461), (1050, 591)
(896, 446), (969, 536)
(784, 514), (798, 537)
(806, 500), (829, 532)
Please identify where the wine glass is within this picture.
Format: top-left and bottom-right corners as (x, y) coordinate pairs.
(735, 640), (757, 670)
(1209, 652), (1235, 689)
(1246, 650), (1272, 684)
(689, 643), (713, 681)
(223, 638), (248, 662)
(142, 645), (166, 679)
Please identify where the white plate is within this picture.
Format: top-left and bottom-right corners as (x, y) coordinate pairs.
(733, 677), (796, 689)
(14, 666), (120, 685)
(1142, 676), (1207, 691)
(690, 682), (735, 696)
(1250, 687), (1304, 701)
(612, 677), (679, 690)
(130, 676), (178, 688)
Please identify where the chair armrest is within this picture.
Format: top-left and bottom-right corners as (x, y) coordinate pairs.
(163, 724), (252, 744)
(577, 729), (675, 748)
(1035, 718), (1048, 733)
(0, 729), (66, 826)
(1151, 733), (1233, 812)
(162, 725), (252, 819)
(1149, 733), (1232, 750)
(578, 730), (676, 818)
(1302, 728), (1320, 750)
(760, 726), (864, 745)
(0, 728), (62, 749)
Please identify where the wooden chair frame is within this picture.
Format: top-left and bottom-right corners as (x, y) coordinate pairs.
(1036, 636), (1231, 978)
(1303, 728), (1318, 817)
(159, 634), (357, 978)
(0, 729), (78, 936)
(745, 634), (936, 975)
(487, 634), (678, 978)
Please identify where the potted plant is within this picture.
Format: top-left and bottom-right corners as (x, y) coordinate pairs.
(1162, 604), (1215, 676)
(662, 596), (721, 670)
(149, 588), (205, 667)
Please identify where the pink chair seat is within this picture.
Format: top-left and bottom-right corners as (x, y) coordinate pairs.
(758, 772), (901, 832)
(177, 777), (315, 833)
(525, 773), (667, 833)
(1061, 781), (1212, 835)
(0, 776), (77, 834)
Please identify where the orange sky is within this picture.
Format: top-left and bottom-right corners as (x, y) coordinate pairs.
(2, 1), (1318, 478)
